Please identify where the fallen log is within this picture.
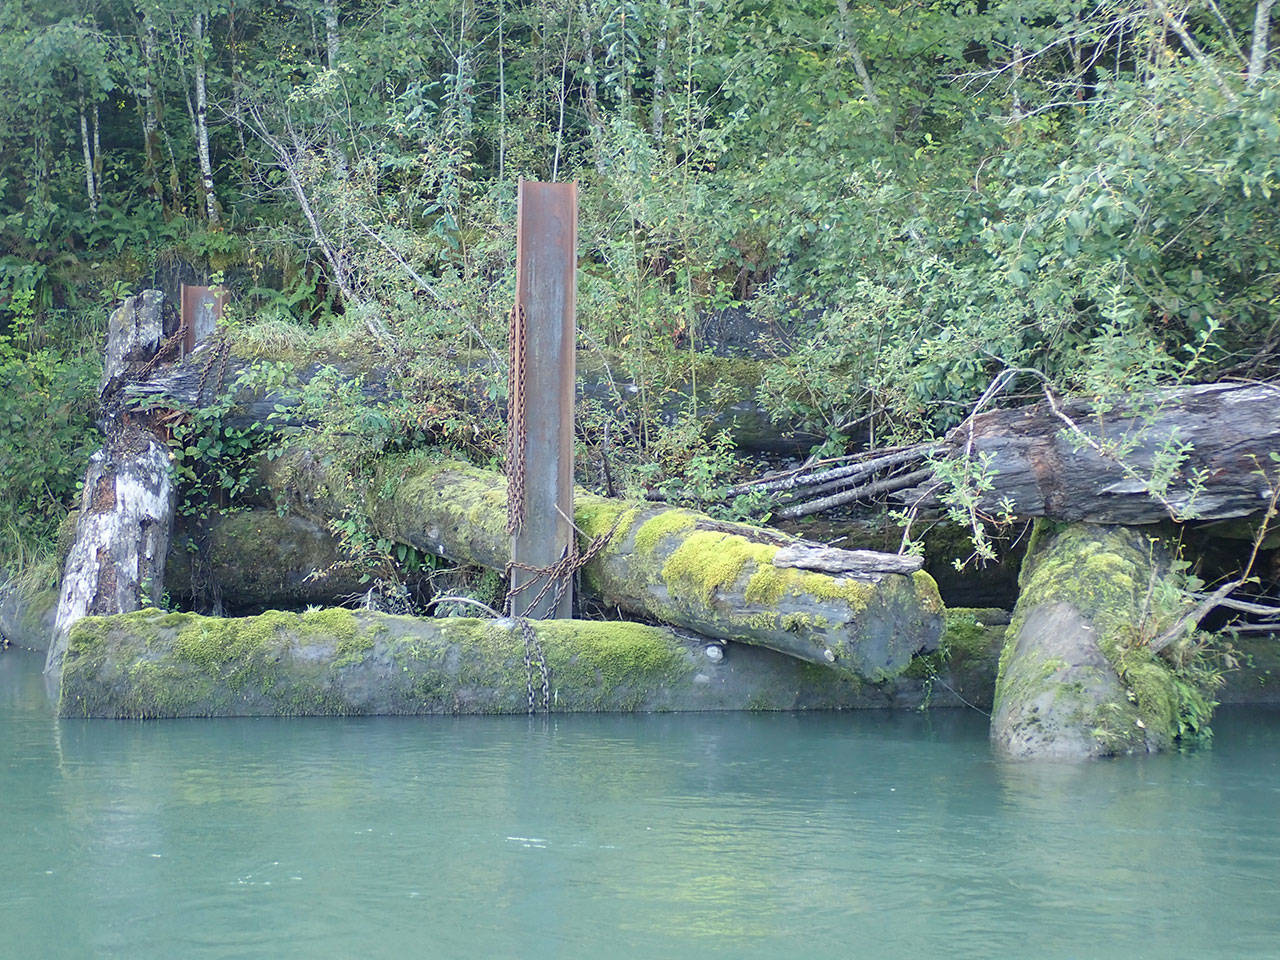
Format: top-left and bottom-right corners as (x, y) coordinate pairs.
(731, 383), (1280, 524)
(899, 382), (1280, 524)
(58, 608), (931, 718)
(991, 522), (1215, 760)
(267, 456), (944, 681)
(164, 510), (367, 613)
(125, 341), (819, 454)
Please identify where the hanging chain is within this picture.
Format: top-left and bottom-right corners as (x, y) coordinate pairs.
(504, 513), (625, 714)
(506, 302), (528, 536)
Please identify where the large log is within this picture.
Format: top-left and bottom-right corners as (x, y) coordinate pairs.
(269, 456), (944, 681)
(164, 510), (367, 613)
(124, 344), (820, 454)
(58, 608), (932, 718)
(991, 522), (1215, 759)
(900, 382), (1280, 525)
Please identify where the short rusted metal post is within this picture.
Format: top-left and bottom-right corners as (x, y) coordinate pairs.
(180, 284), (227, 354)
(508, 181), (577, 619)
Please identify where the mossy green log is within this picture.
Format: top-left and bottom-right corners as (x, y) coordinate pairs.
(991, 521), (1216, 760)
(59, 608), (966, 719)
(266, 454), (944, 681)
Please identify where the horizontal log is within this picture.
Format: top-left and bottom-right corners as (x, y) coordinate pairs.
(165, 510), (367, 613)
(899, 382), (1280, 525)
(59, 608), (941, 718)
(51, 605), (1280, 718)
(125, 345), (819, 454)
(267, 456), (944, 681)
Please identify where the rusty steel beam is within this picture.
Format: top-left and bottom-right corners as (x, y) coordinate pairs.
(180, 284), (227, 354)
(509, 181), (578, 619)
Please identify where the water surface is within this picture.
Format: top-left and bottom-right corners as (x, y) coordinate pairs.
(3, 649), (1279, 959)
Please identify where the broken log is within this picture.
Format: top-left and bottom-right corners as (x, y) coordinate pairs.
(899, 382), (1280, 525)
(266, 455), (944, 680)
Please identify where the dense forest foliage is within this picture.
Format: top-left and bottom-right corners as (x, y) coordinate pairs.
(0, 0), (1277, 569)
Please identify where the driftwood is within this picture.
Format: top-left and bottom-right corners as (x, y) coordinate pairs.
(734, 383), (1280, 524)
(264, 455), (944, 681)
(125, 342), (819, 454)
(47, 293), (176, 675)
(57, 608), (951, 718)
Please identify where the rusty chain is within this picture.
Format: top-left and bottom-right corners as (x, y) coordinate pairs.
(506, 302), (528, 536)
(504, 513), (624, 714)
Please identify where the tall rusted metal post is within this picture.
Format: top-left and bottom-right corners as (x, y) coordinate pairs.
(507, 181), (577, 619)
(180, 284), (227, 354)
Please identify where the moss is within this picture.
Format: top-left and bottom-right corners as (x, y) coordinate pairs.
(575, 498), (640, 540)
(633, 510), (698, 554)
(662, 531), (771, 603)
(1001, 522), (1216, 751)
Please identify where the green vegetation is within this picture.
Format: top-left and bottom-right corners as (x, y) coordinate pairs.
(0, 1), (1276, 573)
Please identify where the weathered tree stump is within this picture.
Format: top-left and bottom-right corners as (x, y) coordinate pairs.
(46, 292), (177, 675)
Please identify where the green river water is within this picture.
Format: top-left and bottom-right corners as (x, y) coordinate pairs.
(3, 648), (1280, 959)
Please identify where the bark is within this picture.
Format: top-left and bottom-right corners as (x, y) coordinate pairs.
(192, 12), (220, 225)
(651, 0), (670, 140)
(990, 523), (1211, 759)
(78, 79), (98, 216)
(59, 607), (937, 719)
(47, 292), (177, 676)
(897, 382), (1280, 525)
(1250, 0), (1276, 83)
(265, 456), (943, 680)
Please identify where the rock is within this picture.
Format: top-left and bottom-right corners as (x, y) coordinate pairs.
(0, 578), (59, 652)
(991, 522), (1214, 759)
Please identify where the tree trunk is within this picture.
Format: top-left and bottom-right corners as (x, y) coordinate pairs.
(265, 456), (943, 680)
(46, 293), (177, 676)
(324, 0), (339, 69)
(1250, 0), (1276, 83)
(192, 12), (220, 225)
(834, 0), (886, 125)
(77, 79), (98, 217)
(651, 0), (670, 139)
(139, 10), (164, 208)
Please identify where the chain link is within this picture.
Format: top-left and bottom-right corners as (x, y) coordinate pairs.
(506, 302), (528, 536)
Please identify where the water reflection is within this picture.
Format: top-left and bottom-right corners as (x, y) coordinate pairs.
(3, 649), (1280, 960)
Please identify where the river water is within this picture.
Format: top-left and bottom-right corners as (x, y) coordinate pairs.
(3, 649), (1280, 959)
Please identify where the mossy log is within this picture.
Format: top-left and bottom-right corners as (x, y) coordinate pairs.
(126, 341), (818, 454)
(991, 522), (1214, 759)
(898, 382), (1280, 524)
(268, 456), (944, 681)
(59, 608), (945, 719)
(0, 579), (59, 652)
(164, 510), (367, 613)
